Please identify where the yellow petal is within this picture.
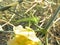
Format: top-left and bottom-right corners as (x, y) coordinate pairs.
(7, 35), (39, 45)
(7, 25), (42, 45)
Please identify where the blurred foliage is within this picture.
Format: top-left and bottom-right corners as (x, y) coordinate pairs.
(0, 0), (60, 45)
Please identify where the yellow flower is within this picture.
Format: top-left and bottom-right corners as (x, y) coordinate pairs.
(7, 35), (39, 45)
(7, 25), (42, 45)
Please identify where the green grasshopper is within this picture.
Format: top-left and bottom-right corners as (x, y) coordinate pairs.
(12, 16), (39, 26)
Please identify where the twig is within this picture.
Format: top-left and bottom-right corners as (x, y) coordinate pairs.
(0, 30), (14, 33)
(48, 31), (60, 40)
(0, 19), (14, 27)
(24, 3), (37, 14)
(54, 18), (60, 24)
(2, 14), (15, 27)
(56, 39), (60, 45)
(0, 0), (23, 11)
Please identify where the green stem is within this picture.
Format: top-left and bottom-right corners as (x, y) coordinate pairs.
(44, 6), (60, 30)
(45, 32), (48, 45)
(45, 6), (60, 45)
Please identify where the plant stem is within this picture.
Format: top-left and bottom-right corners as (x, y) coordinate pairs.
(44, 6), (60, 30)
(45, 32), (48, 45)
(0, 0), (23, 11)
(45, 6), (60, 45)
